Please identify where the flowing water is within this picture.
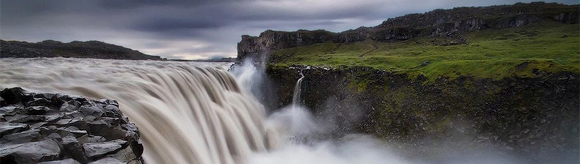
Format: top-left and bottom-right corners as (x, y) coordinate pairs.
(0, 58), (533, 164)
(0, 58), (273, 164)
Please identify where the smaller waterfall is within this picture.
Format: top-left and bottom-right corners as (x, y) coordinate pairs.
(292, 72), (305, 108)
(265, 69), (317, 139)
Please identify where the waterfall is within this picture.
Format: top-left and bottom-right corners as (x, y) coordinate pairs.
(0, 58), (276, 164)
(292, 72), (305, 108)
(0, 58), (530, 164)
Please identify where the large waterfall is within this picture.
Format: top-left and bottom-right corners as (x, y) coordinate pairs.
(0, 58), (530, 164)
(0, 58), (275, 164)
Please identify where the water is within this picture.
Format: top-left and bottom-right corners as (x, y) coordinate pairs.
(0, 58), (272, 164)
(0, 58), (538, 164)
(292, 72), (304, 108)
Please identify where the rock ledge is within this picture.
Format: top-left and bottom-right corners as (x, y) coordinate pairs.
(0, 87), (144, 164)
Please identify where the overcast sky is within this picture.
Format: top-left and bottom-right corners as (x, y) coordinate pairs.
(1, 0), (576, 59)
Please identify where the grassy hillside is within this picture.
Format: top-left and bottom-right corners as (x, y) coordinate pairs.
(271, 22), (579, 81)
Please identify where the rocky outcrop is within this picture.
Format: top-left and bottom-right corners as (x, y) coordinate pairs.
(237, 2), (579, 61)
(266, 65), (579, 164)
(0, 88), (144, 164)
(0, 40), (162, 60)
(237, 30), (336, 64)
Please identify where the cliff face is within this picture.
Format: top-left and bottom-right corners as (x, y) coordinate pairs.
(237, 2), (579, 61)
(266, 65), (579, 164)
(0, 40), (162, 60)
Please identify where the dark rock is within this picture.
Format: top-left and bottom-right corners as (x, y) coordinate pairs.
(0, 129), (40, 144)
(78, 135), (107, 144)
(25, 106), (51, 115)
(46, 133), (63, 140)
(45, 113), (65, 123)
(30, 122), (49, 129)
(110, 146), (139, 163)
(0, 88), (144, 163)
(57, 126), (88, 138)
(89, 157), (124, 164)
(80, 105), (103, 117)
(129, 139), (144, 158)
(61, 135), (89, 163)
(55, 117), (84, 127)
(60, 101), (81, 112)
(38, 158), (81, 164)
(33, 93), (57, 100)
(83, 139), (127, 159)
(26, 98), (54, 107)
(0, 122), (29, 137)
(0, 97), (6, 106)
(0, 105), (18, 115)
(0, 139), (61, 163)
(0, 87), (26, 105)
(103, 105), (122, 117)
(5, 114), (45, 123)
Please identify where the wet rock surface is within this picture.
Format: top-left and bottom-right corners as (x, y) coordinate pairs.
(0, 87), (144, 164)
(267, 65), (580, 164)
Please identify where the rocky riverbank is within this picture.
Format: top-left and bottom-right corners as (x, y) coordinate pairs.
(0, 88), (144, 164)
(266, 65), (579, 163)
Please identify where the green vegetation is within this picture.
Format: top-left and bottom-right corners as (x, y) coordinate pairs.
(271, 22), (579, 81)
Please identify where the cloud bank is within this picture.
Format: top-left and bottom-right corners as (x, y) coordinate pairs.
(1, 0), (576, 59)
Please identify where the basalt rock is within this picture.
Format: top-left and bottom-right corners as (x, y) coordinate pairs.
(0, 88), (144, 164)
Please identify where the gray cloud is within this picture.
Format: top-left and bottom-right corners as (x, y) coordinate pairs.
(1, 0), (577, 59)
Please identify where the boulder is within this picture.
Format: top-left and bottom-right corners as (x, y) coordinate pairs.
(83, 139), (127, 159)
(0, 129), (40, 144)
(0, 139), (61, 163)
(0, 87), (26, 105)
(0, 122), (28, 137)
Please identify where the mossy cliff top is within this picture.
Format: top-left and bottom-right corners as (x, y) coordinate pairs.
(239, 2), (579, 81)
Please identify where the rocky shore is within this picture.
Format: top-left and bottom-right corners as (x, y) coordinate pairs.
(0, 88), (144, 164)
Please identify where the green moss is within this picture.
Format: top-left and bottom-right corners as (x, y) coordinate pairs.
(270, 22), (580, 81)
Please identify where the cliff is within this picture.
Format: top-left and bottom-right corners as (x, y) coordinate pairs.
(237, 2), (579, 61)
(237, 2), (580, 163)
(0, 40), (162, 60)
(266, 65), (579, 164)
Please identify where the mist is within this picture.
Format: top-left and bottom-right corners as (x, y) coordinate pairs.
(232, 60), (530, 164)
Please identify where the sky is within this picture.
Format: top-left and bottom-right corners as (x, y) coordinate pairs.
(1, 0), (577, 60)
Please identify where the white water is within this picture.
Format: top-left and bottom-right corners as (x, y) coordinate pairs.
(0, 58), (529, 164)
(0, 58), (273, 164)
